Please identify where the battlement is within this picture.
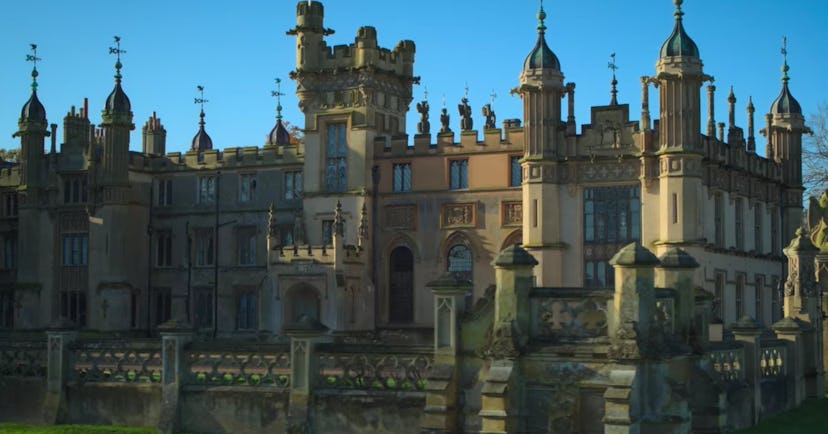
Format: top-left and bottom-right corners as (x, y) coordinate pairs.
(316, 29), (415, 77)
(268, 243), (363, 266)
(373, 125), (524, 159)
(127, 142), (303, 173)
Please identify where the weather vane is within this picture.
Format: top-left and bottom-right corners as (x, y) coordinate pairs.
(608, 52), (619, 105)
(25, 44), (41, 91)
(489, 90), (497, 105)
(195, 85), (208, 112)
(108, 36), (126, 78)
(441, 94), (446, 108)
(781, 36), (790, 81)
(271, 78), (285, 120)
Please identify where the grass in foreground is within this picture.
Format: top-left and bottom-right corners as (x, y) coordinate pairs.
(734, 398), (828, 434)
(0, 424), (159, 434)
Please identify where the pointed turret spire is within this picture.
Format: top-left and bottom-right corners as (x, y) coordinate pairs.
(727, 86), (736, 129)
(191, 85), (213, 151)
(20, 44), (46, 122)
(268, 78), (291, 146)
(608, 52), (619, 105)
(660, 0), (699, 58)
(522, 0), (560, 71)
(770, 36), (802, 115)
(104, 36), (131, 113)
(746, 96), (756, 152)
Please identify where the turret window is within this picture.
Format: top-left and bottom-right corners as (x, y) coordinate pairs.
(449, 159), (469, 190)
(62, 233), (88, 266)
(285, 171), (303, 200)
(509, 156), (522, 187)
(239, 173), (256, 203)
(325, 123), (347, 192)
(392, 163), (412, 192)
(197, 176), (216, 204)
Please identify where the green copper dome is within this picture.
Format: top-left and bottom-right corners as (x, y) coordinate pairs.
(523, 3), (560, 71)
(659, 0), (699, 58)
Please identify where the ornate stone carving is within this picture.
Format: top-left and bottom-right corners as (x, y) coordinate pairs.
(482, 103), (496, 130)
(501, 201), (522, 227)
(439, 108), (451, 133)
(578, 161), (638, 183)
(477, 321), (523, 360)
(416, 100), (430, 134)
(384, 204), (417, 231)
(441, 202), (475, 228)
(458, 97), (473, 131)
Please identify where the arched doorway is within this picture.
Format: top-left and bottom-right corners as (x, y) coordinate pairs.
(388, 246), (414, 323)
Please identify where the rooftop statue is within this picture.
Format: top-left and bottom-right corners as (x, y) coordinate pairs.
(416, 100), (430, 134)
(458, 97), (473, 131)
(439, 107), (451, 133)
(807, 191), (828, 251)
(482, 103), (496, 130)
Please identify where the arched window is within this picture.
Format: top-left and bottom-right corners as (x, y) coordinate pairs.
(501, 230), (523, 251)
(388, 246), (414, 323)
(287, 286), (320, 323)
(447, 244), (472, 281)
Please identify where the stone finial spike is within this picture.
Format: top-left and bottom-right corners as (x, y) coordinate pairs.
(334, 200), (344, 236)
(727, 86), (736, 128)
(537, 0), (547, 32)
(673, 0), (684, 19)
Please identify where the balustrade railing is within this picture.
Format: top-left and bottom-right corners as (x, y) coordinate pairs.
(71, 341), (162, 383)
(315, 346), (432, 391)
(184, 345), (291, 387)
(759, 340), (787, 378)
(0, 340), (47, 378)
(707, 344), (745, 382)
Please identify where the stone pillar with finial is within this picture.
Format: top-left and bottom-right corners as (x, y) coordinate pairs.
(746, 96), (756, 152)
(706, 83), (716, 138)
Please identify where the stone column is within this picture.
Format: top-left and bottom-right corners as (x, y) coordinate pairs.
(42, 319), (78, 424)
(656, 247), (700, 344)
(783, 229), (820, 321)
(605, 243), (659, 434)
(492, 244), (538, 338)
(732, 316), (763, 426)
(286, 315), (329, 433)
(156, 321), (194, 434)
(773, 317), (805, 408)
(422, 274), (472, 433)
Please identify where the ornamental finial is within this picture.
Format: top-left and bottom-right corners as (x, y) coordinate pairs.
(673, 0), (684, 20)
(194, 85), (209, 126)
(608, 52), (619, 105)
(781, 36), (790, 83)
(537, 0), (547, 32)
(271, 78), (285, 120)
(108, 36), (126, 80)
(25, 44), (41, 92)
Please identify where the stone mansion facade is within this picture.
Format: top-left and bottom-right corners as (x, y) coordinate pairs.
(0, 0), (809, 338)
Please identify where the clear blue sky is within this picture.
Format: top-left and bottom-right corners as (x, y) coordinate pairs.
(1, 0), (826, 156)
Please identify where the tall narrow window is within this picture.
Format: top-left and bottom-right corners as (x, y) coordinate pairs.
(755, 275), (764, 323)
(157, 179), (173, 206)
(714, 271), (725, 320)
(194, 287), (213, 328)
(197, 176), (216, 204)
(239, 173), (256, 203)
(672, 194), (678, 224)
(237, 227), (257, 266)
(388, 246), (414, 323)
(754, 205), (763, 253)
(2, 193), (17, 217)
(152, 287), (172, 326)
(509, 156), (522, 187)
(735, 198), (744, 250)
(392, 163), (412, 192)
(62, 233), (88, 266)
(714, 193), (724, 247)
(195, 229), (214, 267)
(322, 220), (334, 245)
(0, 290), (13, 328)
(583, 186), (641, 288)
(156, 231), (172, 267)
(325, 123), (347, 192)
(62, 175), (88, 204)
(60, 290), (87, 326)
(735, 274), (745, 318)
(284, 171), (303, 200)
(2, 234), (16, 270)
(771, 276), (781, 322)
(770, 208), (779, 253)
(449, 159), (469, 190)
(237, 288), (258, 330)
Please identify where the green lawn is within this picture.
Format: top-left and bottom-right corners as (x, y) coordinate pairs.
(0, 425), (155, 434)
(735, 398), (828, 434)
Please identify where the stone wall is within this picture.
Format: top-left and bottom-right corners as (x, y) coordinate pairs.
(180, 388), (289, 434)
(0, 377), (46, 423)
(310, 390), (425, 434)
(64, 383), (160, 426)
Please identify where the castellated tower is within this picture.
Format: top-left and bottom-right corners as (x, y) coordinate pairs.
(287, 0), (416, 254)
(652, 0), (708, 249)
(515, 3), (568, 285)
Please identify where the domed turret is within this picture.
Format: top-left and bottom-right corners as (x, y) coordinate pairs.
(267, 77), (292, 146)
(770, 45), (802, 115)
(191, 111), (213, 152)
(21, 91), (46, 122)
(522, 3), (560, 71)
(659, 0), (699, 59)
(103, 37), (132, 115)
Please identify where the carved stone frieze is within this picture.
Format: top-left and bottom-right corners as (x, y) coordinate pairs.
(501, 201), (522, 227)
(578, 160), (638, 183)
(441, 202), (475, 229)
(384, 204), (417, 231)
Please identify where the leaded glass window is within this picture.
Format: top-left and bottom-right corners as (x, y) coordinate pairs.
(326, 123), (347, 192)
(583, 185), (640, 288)
(449, 159), (468, 190)
(393, 163), (411, 192)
